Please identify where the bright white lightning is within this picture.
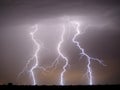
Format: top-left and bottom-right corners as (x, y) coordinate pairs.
(57, 25), (69, 85)
(17, 24), (44, 85)
(29, 24), (40, 85)
(71, 21), (106, 85)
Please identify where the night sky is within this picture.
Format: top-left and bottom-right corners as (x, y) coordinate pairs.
(0, 0), (120, 85)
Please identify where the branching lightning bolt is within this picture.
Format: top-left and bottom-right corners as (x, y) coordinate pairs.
(71, 21), (106, 85)
(18, 24), (46, 85)
(57, 25), (69, 85)
(29, 24), (40, 85)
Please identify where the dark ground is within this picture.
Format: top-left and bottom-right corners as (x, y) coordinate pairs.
(0, 83), (120, 90)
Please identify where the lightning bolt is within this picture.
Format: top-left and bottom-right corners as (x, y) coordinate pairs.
(29, 24), (40, 85)
(70, 21), (106, 85)
(57, 25), (69, 85)
(45, 24), (69, 85)
(17, 24), (46, 85)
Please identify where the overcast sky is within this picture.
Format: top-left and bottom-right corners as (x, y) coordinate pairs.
(0, 0), (120, 85)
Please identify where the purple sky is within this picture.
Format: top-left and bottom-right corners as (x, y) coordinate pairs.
(0, 0), (120, 85)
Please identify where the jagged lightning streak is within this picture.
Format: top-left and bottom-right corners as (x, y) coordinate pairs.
(29, 24), (40, 85)
(17, 24), (43, 85)
(71, 21), (105, 85)
(57, 25), (69, 85)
